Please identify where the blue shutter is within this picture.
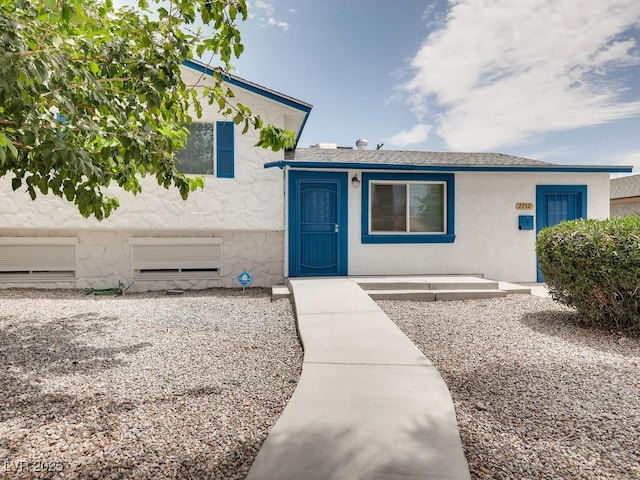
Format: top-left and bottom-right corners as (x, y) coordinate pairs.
(56, 113), (67, 137)
(216, 121), (234, 178)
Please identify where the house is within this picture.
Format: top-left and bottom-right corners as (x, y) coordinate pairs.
(610, 174), (640, 217)
(272, 146), (630, 283)
(0, 61), (311, 291)
(0, 61), (632, 290)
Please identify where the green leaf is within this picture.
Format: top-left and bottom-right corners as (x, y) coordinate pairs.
(0, 0), (271, 220)
(61, 4), (74, 22)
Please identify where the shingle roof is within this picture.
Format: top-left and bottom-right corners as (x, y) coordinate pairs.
(611, 174), (640, 199)
(285, 148), (553, 166)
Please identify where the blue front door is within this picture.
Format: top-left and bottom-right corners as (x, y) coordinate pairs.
(288, 171), (348, 277)
(536, 185), (587, 281)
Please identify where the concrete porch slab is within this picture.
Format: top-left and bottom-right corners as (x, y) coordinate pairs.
(351, 275), (496, 291)
(365, 289), (437, 301)
(518, 282), (551, 298)
(434, 289), (508, 301)
(497, 281), (532, 295)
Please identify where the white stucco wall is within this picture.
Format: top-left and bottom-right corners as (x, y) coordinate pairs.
(0, 228), (284, 290)
(345, 170), (611, 282)
(0, 66), (298, 290)
(0, 88), (288, 231)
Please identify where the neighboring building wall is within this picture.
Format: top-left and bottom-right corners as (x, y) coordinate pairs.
(610, 198), (640, 217)
(346, 171), (611, 282)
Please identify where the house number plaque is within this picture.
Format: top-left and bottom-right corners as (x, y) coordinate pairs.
(516, 202), (534, 210)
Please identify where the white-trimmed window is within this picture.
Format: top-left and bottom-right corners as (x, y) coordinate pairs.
(370, 181), (446, 234)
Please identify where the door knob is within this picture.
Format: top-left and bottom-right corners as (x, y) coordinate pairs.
(335, 224), (339, 233)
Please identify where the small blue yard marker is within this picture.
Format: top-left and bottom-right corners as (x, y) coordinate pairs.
(236, 269), (253, 293)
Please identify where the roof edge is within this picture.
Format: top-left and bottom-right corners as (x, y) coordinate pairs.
(183, 60), (311, 148)
(182, 60), (312, 112)
(264, 160), (633, 174)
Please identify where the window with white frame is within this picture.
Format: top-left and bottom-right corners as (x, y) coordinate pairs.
(370, 182), (445, 233)
(362, 172), (455, 243)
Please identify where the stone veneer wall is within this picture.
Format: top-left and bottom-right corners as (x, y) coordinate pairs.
(0, 229), (284, 291)
(610, 199), (640, 217)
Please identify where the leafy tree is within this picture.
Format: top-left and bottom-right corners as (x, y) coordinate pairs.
(0, 0), (295, 219)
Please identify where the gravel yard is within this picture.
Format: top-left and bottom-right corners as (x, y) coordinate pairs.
(0, 288), (302, 480)
(379, 294), (640, 480)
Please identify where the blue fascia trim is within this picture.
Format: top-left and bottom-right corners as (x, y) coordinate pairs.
(362, 234), (456, 244)
(182, 60), (312, 113)
(264, 160), (632, 173)
(361, 172), (456, 245)
(183, 60), (312, 148)
(294, 114), (311, 149)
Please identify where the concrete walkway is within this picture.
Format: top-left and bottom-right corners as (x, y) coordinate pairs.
(246, 278), (470, 480)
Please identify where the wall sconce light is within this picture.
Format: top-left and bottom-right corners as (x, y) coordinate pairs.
(351, 173), (361, 188)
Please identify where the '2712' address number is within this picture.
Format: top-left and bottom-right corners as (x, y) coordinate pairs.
(516, 202), (534, 210)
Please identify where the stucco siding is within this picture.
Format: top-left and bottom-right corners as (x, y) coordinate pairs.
(0, 65), (295, 291)
(0, 99), (286, 232)
(0, 229), (284, 290)
(346, 171), (611, 282)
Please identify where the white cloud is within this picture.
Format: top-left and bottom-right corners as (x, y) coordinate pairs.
(388, 124), (432, 146)
(253, 0), (274, 15)
(248, 1), (289, 31)
(403, 0), (640, 151)
(267, 18), (289, 31)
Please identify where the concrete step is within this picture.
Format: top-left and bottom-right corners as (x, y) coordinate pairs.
(271, 284), (291, 300)
(353, 276), (499, 291)
(498, 281), (532, 295)
(434, 289), (508, 301)
(366, 290), (436, 301)
(367, 288), (508, 301)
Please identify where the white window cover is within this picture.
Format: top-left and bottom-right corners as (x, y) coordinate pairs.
(0, 237), (77, 281)
(130, 237), (222, 280)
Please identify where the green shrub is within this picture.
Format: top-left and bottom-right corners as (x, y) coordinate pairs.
(536, 215), (640, 334)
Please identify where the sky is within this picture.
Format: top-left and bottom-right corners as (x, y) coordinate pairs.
(118, 0), (640, 172)
(229, 0), (640, 173)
